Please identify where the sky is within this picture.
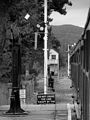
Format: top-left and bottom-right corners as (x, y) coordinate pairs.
(50, 0), (90, 27)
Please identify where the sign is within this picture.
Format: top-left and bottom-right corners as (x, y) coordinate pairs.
(37, 94), (55, 104)
(20, 89), (26, 98)
(20, 98), (26, 105)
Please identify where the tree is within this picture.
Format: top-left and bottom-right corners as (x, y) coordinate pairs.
(0, 0), (73, 83)
(38, 0), (72, 15)
(0, 0), (72, 114)
(51, 0), (72, 15)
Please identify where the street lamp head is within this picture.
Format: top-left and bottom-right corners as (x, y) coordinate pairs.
(74, 43), (76, 46)
(40, 27), (44, 31)
(25, 13), (30, 20)
(36, 24), (40, 28)
(37, 24), (44, 31)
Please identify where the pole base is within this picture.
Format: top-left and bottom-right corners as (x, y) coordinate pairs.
(3, 107), (28, 117)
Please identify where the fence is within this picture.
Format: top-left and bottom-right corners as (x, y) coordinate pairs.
(25, 80), (34, 104)
(0, 82), (9, 105)
(0, 79), (34, 106)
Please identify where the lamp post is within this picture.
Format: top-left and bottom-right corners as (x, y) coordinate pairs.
(68, 44), (70, 77)
(5, 24), (27, 115)
(68, 43), (76, 77)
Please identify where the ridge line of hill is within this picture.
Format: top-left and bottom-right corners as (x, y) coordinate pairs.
(51, 24), (83, 51)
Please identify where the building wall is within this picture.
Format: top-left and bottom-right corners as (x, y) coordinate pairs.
(48, 49), (59, 64)
(49, 49), (58, 62)
(48, 49), (59, 76)
(50, 64), (58, 75)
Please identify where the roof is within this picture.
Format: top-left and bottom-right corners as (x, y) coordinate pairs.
(50, 48), (59, 53)
(82, 7), (90, 38)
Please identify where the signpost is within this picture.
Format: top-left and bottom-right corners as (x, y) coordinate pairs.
(37, 94), (55, 104)
(20, 89), (26, 105)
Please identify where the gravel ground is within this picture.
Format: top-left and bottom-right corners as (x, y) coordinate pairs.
(29, 76), (74, 104)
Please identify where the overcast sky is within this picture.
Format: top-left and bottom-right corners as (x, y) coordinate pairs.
(50, 0), (90, 27)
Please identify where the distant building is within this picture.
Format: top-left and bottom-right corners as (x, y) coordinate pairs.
(48, 49), (59, 76)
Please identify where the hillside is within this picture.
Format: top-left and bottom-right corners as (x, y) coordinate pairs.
(52, 25), (84, 52)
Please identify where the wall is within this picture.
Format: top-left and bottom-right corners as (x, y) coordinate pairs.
(0, 82), (9, 105)
(48, 49), (59, 76)
(49, 49), (58, 60)
(50, 64), (58, 75)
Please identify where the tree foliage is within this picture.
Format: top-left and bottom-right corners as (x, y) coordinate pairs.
(0, 0), (72, 82)
(50, 0), (72, 15)
(38, 0), (72, 15)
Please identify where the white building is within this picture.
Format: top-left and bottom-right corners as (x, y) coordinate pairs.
(48, 49), (59, 76)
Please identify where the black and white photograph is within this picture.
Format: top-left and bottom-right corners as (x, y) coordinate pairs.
(0, 0), (89, 120)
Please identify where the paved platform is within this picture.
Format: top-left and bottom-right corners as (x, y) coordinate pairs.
(0, 103), (73, 120)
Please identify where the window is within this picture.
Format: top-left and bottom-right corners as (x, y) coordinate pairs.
(51, 55), (56, 59)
